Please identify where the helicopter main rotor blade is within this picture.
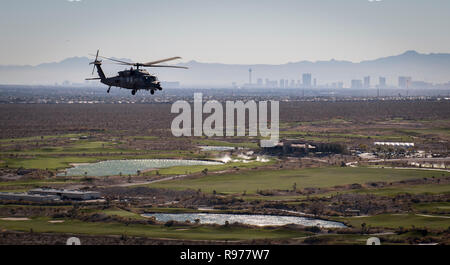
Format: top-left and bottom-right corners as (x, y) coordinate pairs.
(142, 56), (182, 66)
(145, 65), (188, 69)
(95, 55), (134, 65)
(114, 63), (188, 69)
(89, 54), (187, 69)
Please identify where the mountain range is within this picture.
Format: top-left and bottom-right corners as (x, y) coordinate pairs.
(0, 50), (449, 87)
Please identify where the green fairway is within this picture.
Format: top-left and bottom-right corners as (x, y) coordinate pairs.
(0, 134), (83, 144)
(0, 217), (311, 240)
(350, 183), (450, 196)
(2, 156), (103, 170)
(337, 214), (450, 229)
(146, 167), (448, 194)
(99, 208), (146, 220)
(238, 182), (450, 202)
(297, 233), (374, 245)
(289, 182), (450, 199)
(0, 178), (80, 191)
(412, 202), (450, 215)
(146, 160), (274, 176)
(194, 139), (259, 149)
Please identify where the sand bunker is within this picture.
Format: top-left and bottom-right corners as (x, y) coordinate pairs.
(0, 217), (30, 221)
(48, 220), (65, 223)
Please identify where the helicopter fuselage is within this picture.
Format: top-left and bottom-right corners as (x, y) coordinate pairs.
(102, 69), (161, 91)
(93, 63), (161, 95)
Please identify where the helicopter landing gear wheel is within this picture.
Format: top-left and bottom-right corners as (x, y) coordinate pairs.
(107, 86), (111, 93)
(150, 90), (155, 95)
(131, 89), (136, 95)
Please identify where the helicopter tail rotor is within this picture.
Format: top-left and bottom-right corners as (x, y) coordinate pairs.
(89, 49), (101, 75)
(87, 49), (106, 80)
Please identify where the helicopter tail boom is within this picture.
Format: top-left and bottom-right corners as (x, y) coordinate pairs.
(91, 62), (106, 80)
(89, 50), (106, 80)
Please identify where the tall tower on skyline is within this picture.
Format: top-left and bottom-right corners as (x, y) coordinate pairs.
(248, 68), (252, 84)
(398, 76), (411, 88)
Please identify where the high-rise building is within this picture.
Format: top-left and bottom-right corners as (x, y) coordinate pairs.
(257, 78), (263, 87)
(302, 73), (311, 88)
(248, 68), (252, 84)
(351, 80), (363, 89)
(265, 79), (278, 88)
(279, 79), (285, 88)
(331, 82), (344, 89)
(398, 76), (412, 88)
(378, 77), (386, 88)
(364, 76), (370, 88)
(313, 78), (317, 88)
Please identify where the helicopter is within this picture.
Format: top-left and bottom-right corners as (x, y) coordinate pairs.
(86, 50), (188, 95)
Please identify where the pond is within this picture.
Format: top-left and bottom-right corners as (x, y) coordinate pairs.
(58, 159), (223, 177)
(142, 213), (346, 228)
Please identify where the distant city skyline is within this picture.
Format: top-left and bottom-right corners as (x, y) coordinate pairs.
(234, 71), (443, 90)
(1, 49), (449, 87)
(1, 0), (450, 65)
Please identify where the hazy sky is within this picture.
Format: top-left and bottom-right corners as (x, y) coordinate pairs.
(1, 0), (450, 65)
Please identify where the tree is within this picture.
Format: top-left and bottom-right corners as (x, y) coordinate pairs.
(361, 222), (367, 233)
(164, 220), (174, 227)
